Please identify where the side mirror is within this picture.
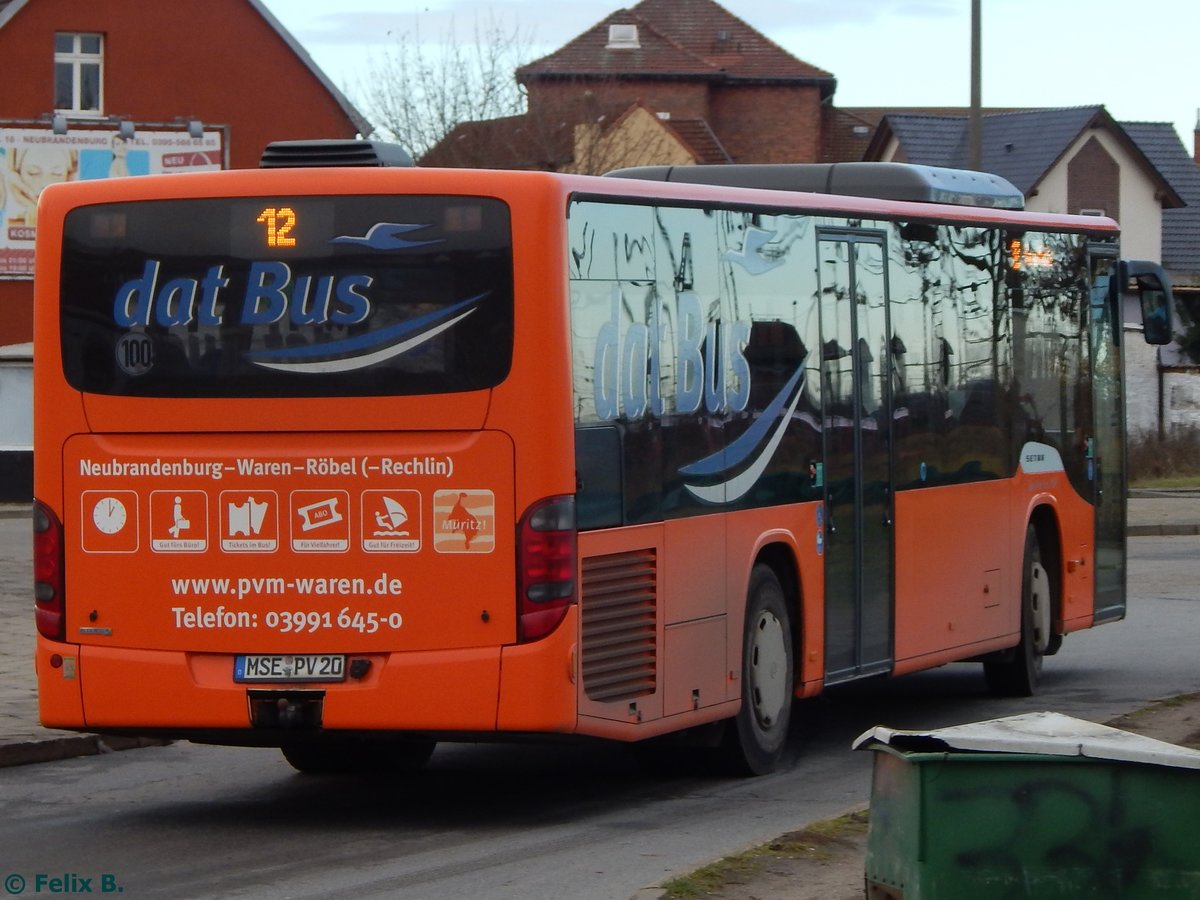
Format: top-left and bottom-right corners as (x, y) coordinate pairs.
(1121, 260), (1174, 345)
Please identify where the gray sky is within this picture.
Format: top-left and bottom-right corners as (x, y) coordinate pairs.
(261, 0), (1198, 148)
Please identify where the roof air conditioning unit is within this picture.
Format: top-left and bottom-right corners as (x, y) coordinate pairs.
(259, 140), (414, 168)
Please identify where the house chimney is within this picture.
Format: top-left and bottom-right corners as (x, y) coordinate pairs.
(1195, 107), (1200, 164)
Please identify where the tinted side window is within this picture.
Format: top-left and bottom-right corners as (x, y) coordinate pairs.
(891, 223), (1009, 487)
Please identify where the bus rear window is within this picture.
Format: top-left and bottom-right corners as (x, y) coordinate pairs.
(59, 196), (513, 397)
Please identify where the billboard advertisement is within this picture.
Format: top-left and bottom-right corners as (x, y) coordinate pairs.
(1, 126), (224, 277)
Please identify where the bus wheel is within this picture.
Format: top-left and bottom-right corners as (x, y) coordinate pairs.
(281, 737), (436, 775)
(723, 564), (794, 776)
(984, 525), (1049, 697)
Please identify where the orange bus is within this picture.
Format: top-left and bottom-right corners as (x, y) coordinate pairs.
(33, 144), (1173, 775)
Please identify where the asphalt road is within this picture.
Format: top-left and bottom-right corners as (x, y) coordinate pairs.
(1, 535), (1198, 900)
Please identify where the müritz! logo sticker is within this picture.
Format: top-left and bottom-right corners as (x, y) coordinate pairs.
(432, 490), (495, 553)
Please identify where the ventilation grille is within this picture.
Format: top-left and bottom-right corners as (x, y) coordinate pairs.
(581, 549), (657, 702)
(259, 140), (414, 169)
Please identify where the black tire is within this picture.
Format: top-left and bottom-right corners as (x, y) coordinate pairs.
(281, 737), (436, 775)
(723, 565), (794, 776)
(984, 525), (1050, 697)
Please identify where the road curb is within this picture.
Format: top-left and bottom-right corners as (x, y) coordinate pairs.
(0, 733), (168, 768)
(1128, 524), (1200, 537)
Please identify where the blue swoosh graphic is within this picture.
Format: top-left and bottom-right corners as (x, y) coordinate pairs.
(246, 293), (486, 374)
(330, 222), (443, 251)
(680, 358), (807, 503)
(680, 360), (806, 477)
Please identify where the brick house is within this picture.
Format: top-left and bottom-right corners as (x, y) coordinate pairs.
(0, 0), (368, 499)
(423, 0), (836, 170)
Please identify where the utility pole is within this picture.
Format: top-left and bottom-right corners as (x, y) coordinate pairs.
(968, 0), (982, 170)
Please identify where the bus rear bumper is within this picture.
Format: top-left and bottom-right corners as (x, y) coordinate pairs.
(38, 609), (580, 737)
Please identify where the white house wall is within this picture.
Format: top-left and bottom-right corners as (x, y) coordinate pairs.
(1124, 331), (1160, 436)
(1027, 127), (1163, 262)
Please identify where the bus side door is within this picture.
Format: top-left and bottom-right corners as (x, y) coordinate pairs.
(818, 231), (895, 682)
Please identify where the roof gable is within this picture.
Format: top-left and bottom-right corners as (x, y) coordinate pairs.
(880, 106), (1109, 193)
(976, 107), (1109, 194)
(519, 0), (832, 89)
(0, 0), (369, 135)
(1122, 121), (1200, 275)
(663, 117), (732, 164)
(875, 106), (1180, 206)
(0, 0), (22, 27)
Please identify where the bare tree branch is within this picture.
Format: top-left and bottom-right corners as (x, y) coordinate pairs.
(355, 12), (534, 159)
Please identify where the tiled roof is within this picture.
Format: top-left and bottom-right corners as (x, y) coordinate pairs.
(820, 107), (877, 163)
(518, 0), (833, 89)
(886, 114), (969, 169)
(823, 106), (1030, 164)
(664, 117), (732, 164)
(883, 106), (1113, 194)
(1121, 121), (1200, 276)
(421, 114), (572, 170)
(421, 107), (732, 170)
(979, 107), (1118, 194)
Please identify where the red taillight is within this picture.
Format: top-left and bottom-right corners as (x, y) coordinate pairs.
(33, 500), (65, 641)
(517, 495), (577, 642)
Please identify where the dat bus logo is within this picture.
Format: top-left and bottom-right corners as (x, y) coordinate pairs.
(111, 259), (373, 329)
(592, 286), (751, 421)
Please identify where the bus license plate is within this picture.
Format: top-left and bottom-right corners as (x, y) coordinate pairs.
(234, 654), (346, 683)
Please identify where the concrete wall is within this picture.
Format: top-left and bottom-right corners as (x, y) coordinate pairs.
(0, 345), (31, 502)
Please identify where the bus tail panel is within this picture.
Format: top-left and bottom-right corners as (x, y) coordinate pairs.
(63, 431), (517, 655)
(74, 645), (506, 732)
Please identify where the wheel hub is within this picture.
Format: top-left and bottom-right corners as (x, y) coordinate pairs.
(750, 611), (789, 727)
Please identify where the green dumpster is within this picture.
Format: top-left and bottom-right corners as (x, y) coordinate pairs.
(853, 712), (1200, 899)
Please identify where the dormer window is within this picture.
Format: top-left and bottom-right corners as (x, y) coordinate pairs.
(54, 33), (103, 115)
(606, 24), (640, 49)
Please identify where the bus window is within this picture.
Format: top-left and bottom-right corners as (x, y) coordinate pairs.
(60, 196), (514, 397)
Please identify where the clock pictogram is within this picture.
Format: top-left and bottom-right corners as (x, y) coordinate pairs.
(92, 496), (128, 534)
(81, 490), (138, 553)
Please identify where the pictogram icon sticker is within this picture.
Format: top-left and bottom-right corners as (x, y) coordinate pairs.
(432, 490), (495, 553)
(150, 490), (208, 552)
(82, 490), (139, 553)
(362, 490), (421, 552)
(290, 490), (350, 552)
(220, 490), (278, 552)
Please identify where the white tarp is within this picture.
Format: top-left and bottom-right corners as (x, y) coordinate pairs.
(853, 710), (1200, 770)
